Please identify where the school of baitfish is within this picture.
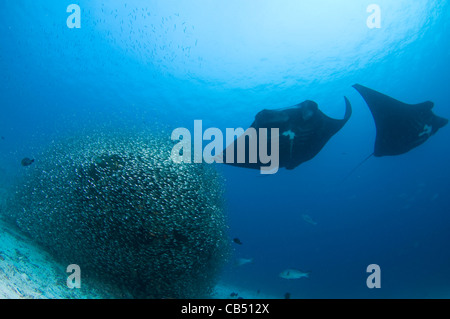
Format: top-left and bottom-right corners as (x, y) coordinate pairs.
(4, 128), (230, 298)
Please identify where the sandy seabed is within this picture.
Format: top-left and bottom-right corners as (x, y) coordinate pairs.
(0, 219), (274, 299)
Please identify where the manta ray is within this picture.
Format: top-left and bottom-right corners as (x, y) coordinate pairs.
(222, 98), (352, 171)
(353, 84), (448, 157)
(342, 84), (449, 179)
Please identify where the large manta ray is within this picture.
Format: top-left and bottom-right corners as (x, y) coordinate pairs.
(353, 84), (448, 157)
(222, 98), (352, 171)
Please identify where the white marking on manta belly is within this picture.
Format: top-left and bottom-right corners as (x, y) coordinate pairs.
(282, 130), (296, 159)
(418, 124), (432, 137)
(282, 130), (296, 140)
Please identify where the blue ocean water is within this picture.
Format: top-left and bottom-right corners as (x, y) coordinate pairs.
(1, 1), (449, 298)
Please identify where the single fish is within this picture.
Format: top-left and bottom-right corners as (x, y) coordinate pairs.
(284, 292), (291, 299)
(279, 269), (311, 280)
(21, 158), (35, 167)
(233, 238), (243, 245)
(302, 214), (317, 226)
(236, 258), (253, 266)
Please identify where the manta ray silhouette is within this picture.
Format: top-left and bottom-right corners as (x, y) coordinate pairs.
(221, 84), (447, 175)
(353, 84), (448, 157)
(222, 98), (352, 171)
(342, 84), (449, 180)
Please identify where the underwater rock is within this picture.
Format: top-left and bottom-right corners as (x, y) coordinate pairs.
(4, 129), (229, 298)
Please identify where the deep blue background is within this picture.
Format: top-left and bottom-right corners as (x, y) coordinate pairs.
(1, 1), (449, 298)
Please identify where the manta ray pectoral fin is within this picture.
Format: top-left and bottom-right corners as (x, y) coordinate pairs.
(414, 101), (434, 111)
(323, 96), (352, 135)
(343, 96), (352, 122)
(432, 115), (449, 133)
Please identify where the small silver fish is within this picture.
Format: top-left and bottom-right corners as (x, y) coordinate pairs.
(236, 258), (253, 266)
(302, 214), (317, 226)
(279, 269), (311, 279)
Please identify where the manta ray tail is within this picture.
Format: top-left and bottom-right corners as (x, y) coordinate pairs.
(343, 153), (374, 182)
